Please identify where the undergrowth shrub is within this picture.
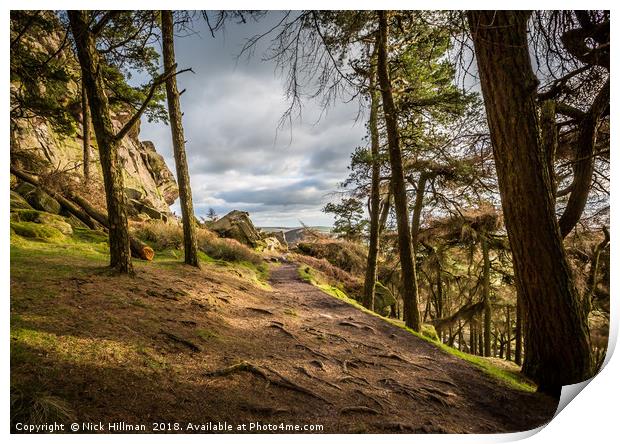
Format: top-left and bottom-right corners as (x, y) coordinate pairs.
(293, 253), (362, 296)
(11, 386), (76, 430)
(133, 221), (263, 266)
(296, 239), (367, 274)
(198, 237), (263, 267)
(133, 221), (184, 250)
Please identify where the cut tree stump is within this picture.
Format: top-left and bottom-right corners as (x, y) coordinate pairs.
(130, 236), (155, 261)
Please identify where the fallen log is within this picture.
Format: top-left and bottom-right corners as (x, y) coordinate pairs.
(11, 166), (154, 261)
(130, 236), (155, 261)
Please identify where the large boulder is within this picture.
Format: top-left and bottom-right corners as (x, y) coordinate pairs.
(374, 282), (396, 317)
(128, 199), (168, 222)
(11, 209), (73, 235)
(261, 236), (287, 252)
(210, 210), (262, 247)
(10, 190), (33, 211)
(16, 182), (61, 214)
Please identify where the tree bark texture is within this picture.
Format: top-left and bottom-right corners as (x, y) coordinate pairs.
(161, 10), (200, 267)
(468, 10), (591, 395)
(363, 50), (381, 311)
(69, 10), (132, 274)
(376, 10), (421, 331)
(82, 80), (91, 184)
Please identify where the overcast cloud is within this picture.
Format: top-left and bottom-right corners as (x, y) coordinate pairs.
(139, 13), (365, 227)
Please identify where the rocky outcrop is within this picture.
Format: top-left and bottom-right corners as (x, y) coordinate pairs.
(10, 13), (178, 219)
(10, 191), (33, 211)
(210, 210), (262, 248)
(374, 282), (396, 317)
(261, 236), (287, 252)
(15, 182), (61, 214)
(11, 111), (178, 218)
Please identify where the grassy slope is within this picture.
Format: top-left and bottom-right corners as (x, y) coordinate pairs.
(297, 264), (536, 393)
(10, 227), (272, 423)
(10, 226), (534, 420)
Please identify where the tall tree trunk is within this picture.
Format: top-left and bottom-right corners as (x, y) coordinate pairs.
(81, 81), (91, 184)
(161, 10), (199, 267)
(468, 11), (592, 395)
(410, 173), (428, 248)
(376, 10), (421, 331)
(363, 51), (381, 310)
(515, 293), (523, 366)
(378, 191), (391, 233)
(435, 265), (443, 318)
(469, 320), (475, 355)
(478, 324), (484, 356)
(69, 11), (132, 274)
(506, 306), (512, 362)
(482, 237), (491, 357)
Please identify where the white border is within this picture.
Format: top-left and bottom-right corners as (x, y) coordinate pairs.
(3, 1), (617, 442)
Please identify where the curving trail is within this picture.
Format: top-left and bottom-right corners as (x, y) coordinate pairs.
(200, 261), (558, 433)
(11, 253), (558, 434)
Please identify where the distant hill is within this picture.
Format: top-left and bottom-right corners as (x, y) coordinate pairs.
(260, 226), (333, 234)
(260, 226), (334, 245)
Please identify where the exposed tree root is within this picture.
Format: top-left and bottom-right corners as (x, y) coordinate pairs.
(268, 323), (332, 361)
(348, 357), (387, 369)
(309, 359), (326, 371)
(205, 361), (264, 378)
(419, 387), (457, 406)
(160, 330), (201, 352)
(242, 404), (290, 415)
(339, 406), (380, 415)
(339, 375), (371, 386)
(294, 366), (342, 391)
(339, 321), (360, 328)
(245, 307), (273, 315)
(362, 326), (376, 334)
(373, 352), (409, 363)
(303, 327), (350, 344)
(205, 361), (331, 404)
(378, 378), (455, 407)
(353, 388), (391, 410)
(264, 365), (332, 404)
(379, 377), (422, 402)
(373, 422), (415, 432)
(294, 343), (331, 360)
(269, 323), (296, 338)
(342, 359), (359, 372)
(372, 352), (432, 371)
(426, 377), (458, 388)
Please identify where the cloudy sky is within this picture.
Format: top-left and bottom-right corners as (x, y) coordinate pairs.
(140, 12), (366, 227)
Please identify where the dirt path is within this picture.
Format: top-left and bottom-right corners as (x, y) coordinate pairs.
(200, 261), (558, 433)
(11, 255), (558, 434)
